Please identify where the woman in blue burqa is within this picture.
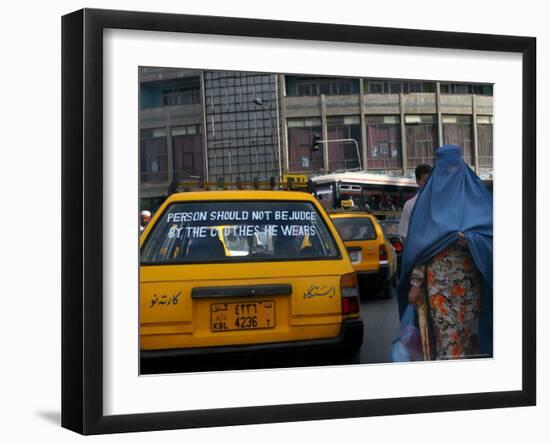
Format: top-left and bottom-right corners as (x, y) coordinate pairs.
(397, 145), (493, 359)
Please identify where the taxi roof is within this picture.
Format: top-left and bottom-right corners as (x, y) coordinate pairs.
(328, 210), (376, 219)
(163, 190), (318, 203)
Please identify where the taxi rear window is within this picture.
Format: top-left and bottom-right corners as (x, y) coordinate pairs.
(332, 217), (377, 241)
(141, 201), (339, 264)
(379, 220), (399, 236)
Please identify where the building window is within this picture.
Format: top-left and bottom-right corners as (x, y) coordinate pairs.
(141, 128), (169, 183)
(442, 115), (474, 166)
(389, 82), (403, 93)
(366, 116), (402, 170)
(440, 83), (493, 96)
(287, 118), (323, 172)
(326, 116), (362, 171)
(171, 125), (204, 182)
(294, 77), (355, 96)
(160, 76), (201, 106)
(161, 86), (200, 106)
(405, 115), (439, 168)
(366, 81), (404, 94)
(477, 116), (493, 168)
(407, 82), (423, 93)
(365, 80), (436, 94)
(368, 81), (384, 93)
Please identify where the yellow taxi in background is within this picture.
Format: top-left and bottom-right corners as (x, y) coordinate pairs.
(329, 210), (397, 298)
(140, 191), (363, 368)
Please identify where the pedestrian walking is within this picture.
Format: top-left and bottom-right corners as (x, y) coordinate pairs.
(397, 145), (493, 360)
(397, 163), (432, 240)
(395, 163), (431, 316)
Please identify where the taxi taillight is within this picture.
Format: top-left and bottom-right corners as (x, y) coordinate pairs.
(390, 238), (403, 253)
(379, 244), (388, 261)
(340, 272), (360, 316)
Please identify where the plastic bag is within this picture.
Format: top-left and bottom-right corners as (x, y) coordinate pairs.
(391, 305), (423, 362)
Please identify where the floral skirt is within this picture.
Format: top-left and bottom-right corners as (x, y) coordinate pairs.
(411, 242), (481, 360)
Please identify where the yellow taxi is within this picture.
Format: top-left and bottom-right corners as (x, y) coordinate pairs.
(329, 210), (397, 298)
(140, 190), (363, 367)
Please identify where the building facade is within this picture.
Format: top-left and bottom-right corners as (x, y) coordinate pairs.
(139, 67), (493, 210)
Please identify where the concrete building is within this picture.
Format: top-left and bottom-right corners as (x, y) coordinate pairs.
(139, 67), (493, 210)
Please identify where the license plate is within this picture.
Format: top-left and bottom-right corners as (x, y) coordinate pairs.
(210, 301), (275, 332)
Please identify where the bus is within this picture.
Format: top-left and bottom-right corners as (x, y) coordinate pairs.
(309, 172), (418, 217)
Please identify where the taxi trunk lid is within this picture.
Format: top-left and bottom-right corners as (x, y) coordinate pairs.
(140, 261), (345, 350)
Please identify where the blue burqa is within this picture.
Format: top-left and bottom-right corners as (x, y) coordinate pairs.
(396, 145), (493, 356)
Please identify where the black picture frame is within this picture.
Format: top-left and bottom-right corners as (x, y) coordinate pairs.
(61, 8), (536, 435)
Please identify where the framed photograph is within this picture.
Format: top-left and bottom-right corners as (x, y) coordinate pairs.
(62, 8), (536, 435)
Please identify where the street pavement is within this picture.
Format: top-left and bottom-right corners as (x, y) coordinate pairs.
(357, 285), (400, 365)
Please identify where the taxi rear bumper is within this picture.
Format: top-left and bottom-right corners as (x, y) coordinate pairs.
(356, 263), (392, 285)
(140, 318), (364, 373)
